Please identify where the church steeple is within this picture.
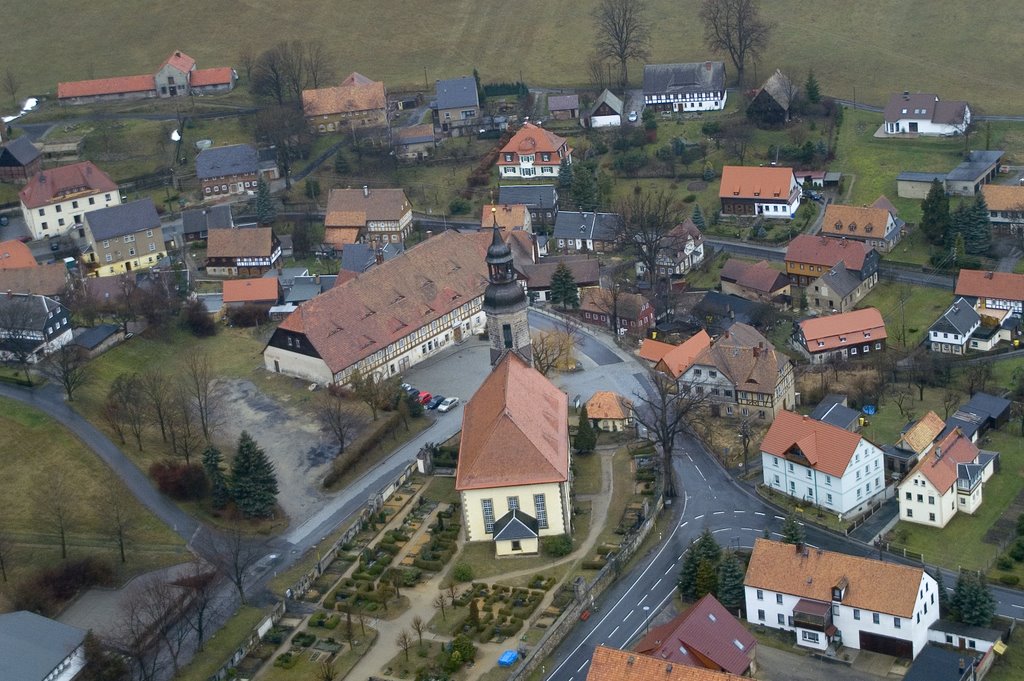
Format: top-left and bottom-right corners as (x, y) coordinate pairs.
(483, 213), (532, 367)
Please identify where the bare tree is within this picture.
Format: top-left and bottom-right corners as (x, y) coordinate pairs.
(140, 370), (171, 442)
(238, 45), (257, 83)
(1013, 401), (1024, 438)
(303, 40), (334, 89)
(176, 561), (220, 654)
(41, 343), (90, 400)
(107, 273), (139, 335)
(184, 353), (218, 440)
(316, 392), (365, 453)
(115, 584), (162, 681)
(251, 42), (295, 105)
(960, 362), (993, 397)
(699, 0), (774, 87)
(722, 119), (753, 165)
(316, 660), (338, 681)
(0, 293), (45, 384)
(103, 478), (135, 564)
(411, 615), (425, 647)
(592, 0), (651, 87)
(109, 373), (147, 451)
(433, 592), (448, 621)
(35, 469), (75, 559)
(209, 529), (265, 604)
(617, 189), (685, 292)
(632, 371), (710, 498)
(531, 319), (582, 377)
(2, 69), (19, 107)
(249, 102), (310, 190)
(943, 389), (961, 419)
(586, 52), (612, 92)
(396, 629), (412, 662)
(102, 393), (128, 445)
(348, 369), (400, 421)
(168, 383), (203, 465)
(891, 385), (913, 420)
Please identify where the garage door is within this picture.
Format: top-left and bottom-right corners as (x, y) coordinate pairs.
(859, 631), (913, 658)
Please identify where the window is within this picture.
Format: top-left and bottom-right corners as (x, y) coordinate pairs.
(507, 496), (519, 512)
(777, 613), (785, 624)
(502, 323), (513, 349)
(905, 492), (911, 500)
(773, 457), (779, 467)
(928, 496), (934, 505)
(872, 613), (880, 624)
(806, 469), (812, 479)
(104, 254), (113, 263)
(72, 200), (78, 209)
(917, 494), (923, 502)
(894, 617), (901, 629)
(55, 205), (62, 213)
(534, 494), (548, 529)
(148, 243), (156, 252)
(511, 540), (522, 551)
(128, 248), (136, 257)
(89, 197), (95, 205)
(826, 493), (833, 504)
(929, 513), (936, 521)
(801, 631), (820, 643)
(146, 229), (153, 238)
(105, 193), (111, 201)
(482, 499), (495, 534)
(875, 342), (881, 350)
(854, 609), (861, 620)
(709, 370), (717, 378)
(103, 240), (110, 248)
(776, 594), (783, 605)
(756, 589), (764, 600)
(38, 209), (45, 216)
(757, 609), (765, 621)
(694, 369), (702, 376)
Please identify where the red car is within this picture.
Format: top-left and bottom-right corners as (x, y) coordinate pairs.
(417, 391), (433, 405)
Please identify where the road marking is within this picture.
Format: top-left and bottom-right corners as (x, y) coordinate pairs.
(624, 589), (675, 643)
(653, 578), (662, 588)
(713, 511), (725, 515)
(771, 532), (783, 538)
(735, 510), (745, 514)
(694, 514), (704, 520)
(755, 512), (766, 516)
(611, 625), (620, 636)
(1012, 604), (1024, 610)
(774, 515), (785, 521)
(578, 661), (589, 673)
(638, 595), (647, 605)
(712, 528), (730, 534)
(680, 521), (688, 528)
(694, 465), (706, 481)
(664, 565), (674, 575)
(742, 527), (756, 532)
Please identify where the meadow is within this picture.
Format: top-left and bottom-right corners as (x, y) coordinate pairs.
(6, 1), (1024, 112)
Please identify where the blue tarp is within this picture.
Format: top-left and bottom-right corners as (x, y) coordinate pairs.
(498, 650), (519, 667)
(862, 405), (877, 415)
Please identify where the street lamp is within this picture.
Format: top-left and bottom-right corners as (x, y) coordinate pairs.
(642, 605), (651, 637)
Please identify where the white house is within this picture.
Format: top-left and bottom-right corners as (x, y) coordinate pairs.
(928, 298), (981, 354)
(455, 353), (571, 556)
(643, 62), (727, 112)
(760, 410), (885, 516)
(496, 124), (572, 179)
(883, 92), (970, 136)
(745, 538), (940, 659)
(719, 166), (801, 219)
(896, 428), (998, 528)
(19, 161), (121, 240)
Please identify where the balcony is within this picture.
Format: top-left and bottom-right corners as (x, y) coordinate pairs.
(792, 598), (832, 632)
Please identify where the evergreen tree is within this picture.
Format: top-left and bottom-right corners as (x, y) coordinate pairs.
(717, 553), (746, 612)
(691, 203), (706, 230)
(949, 201), (973, 249)
(202, 446), (231, 510)
(558, 157), (574, 189)
(920, 179), (950, 245)
(570, 163), (598, 211)
(934, 568), (950, 618)
(952, 232), (966, 266)
(781, 513), (805, 545)
(574, 404), (597, 453)
(230, 431), (279, 518)
(334, 152), (350, 175)
(468, 598), (480, 629)
(549, 263), (580, 310)
(255, 178), (276, 225)
(804, 70), (821, 105)
(678, 549), (700, 600)
(965, 193), (991, 255)
(951, 571), (995, 627)
(694, 558), (718, 599)
(304, 178), (321, 202)
(693, 528), (722, 564)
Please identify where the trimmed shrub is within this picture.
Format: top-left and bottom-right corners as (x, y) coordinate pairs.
(1000, 574), (1020, 586)
(996, 555), (1014, 570)
(453, 563), (474, 582)
(542, 535), (573, 557)
(1010, 542), (1024, 562)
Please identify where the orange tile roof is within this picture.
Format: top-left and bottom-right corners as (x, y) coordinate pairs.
(655, 330), (712, 379)
(161, 51), (196, 73)
(797, 308), (887, 351)
(206, 227), (275, 258)
(822, 204), (893, 240)
(982, 185), (1024, 212)
(745, 538), (927, 618)
(898, 411), (945, 454)
(718, 166), (796, 200)
(639, 339), (676, 363)
(302, 73), (387, 117)
(955, 269), (1024, 303)
(57, 74), (156, 99)
(587, 646), (744, 681)
(481, 204), (529, 230)
(585, 391), (632, 421)
(19, 162), (118, 209)
(0, 264), (68, 297)
(784, 234), (871, 271)
(190, 67), (233, 87)
(907, 428), (981, 493)
(278, 230), (491, 375)
(222, 277), (279, 304)
(325, 188), (410, 227)
(456, 353), (569, 490)
(324, 226), (362, 247)
(498, 123), (569, 165)
(760, 410), (863, 477)
(0, 240), (38, 269)
(694, 323), (787, 394)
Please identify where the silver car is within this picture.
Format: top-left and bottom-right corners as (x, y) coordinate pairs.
(437, 397), (460, 413)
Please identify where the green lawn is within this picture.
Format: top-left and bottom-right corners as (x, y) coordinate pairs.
(174, 606), (271, 681)
(857, 281), (950, 349)
(0, 398), (186, 609)
(987, 634), (1024, 681)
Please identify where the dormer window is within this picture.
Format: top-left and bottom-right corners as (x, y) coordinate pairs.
(839, 336), (847, 343)
(864, 331), (871, 338)
(865, 223), (873, 233)
(848, 222), (857, 232)
(834, 222), (843, 231)
(753, 192), (760, 197)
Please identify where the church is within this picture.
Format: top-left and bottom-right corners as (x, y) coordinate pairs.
(455, 228), (573, 556)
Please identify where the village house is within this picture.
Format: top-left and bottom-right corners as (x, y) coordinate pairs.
(205, 227), (281, 276)
(585, 89), (624, 128)
(678, 323), (795, 421)
(496, 123), (572, 179)
(586, 646), (746, 681)
(745, 538), (939, 658)
(518, 257), (599, 303)
(222, 277), (281, 310)
(883, 92), (970, 136)
(393, 124), (436, 161)
(579, 288), (655, 336)
(884, 411), (946, 476)
(640, 330), (712, 381)
(806, 262), (880, 314)
(718, 259), (791, 304)
(338, 242), (405, 282)
(897, 427), (998, 528)
(0, 238), (69, 299)
(82, 198), (167, 276)
(195, 144), (277, 199)
(481, 204), (532, 233)
(982, 184), (1024, 235)
(323, 186), (413, 248)
(785, 234), (880, 288)
(809, 394), (861, 432)
(57, 50), (234, 104)
(302, 72), (388, 135)
(941, 392), (1012, 444)
(432, 76), (480, 137)
(263, 230), (491, 385)
(761, 411), (886, 514)
(643, 61), (727, 112)
(928, 298), (983, 354)
(19, 161), (121, 241)
(181, 204), (234, 243)
(0, 136), (42, 183)
(955, 269), (1024, 316)
(635, 218), (705, 281)
(747, 69), (796, 126)
(718, 166), (801, 218)
(498, 185), (559, 226)
(547, 94), (579, 120)
(584, 391), (633, 432)
(634, 594), (757, 676)
(794, 307), (887, 364)
(552, 210), (621, 253)
(821, 203), (903, 252)
(0, 292), (73, 364)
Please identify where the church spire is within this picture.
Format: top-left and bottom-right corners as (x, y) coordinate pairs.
(483, 217), (532, 367)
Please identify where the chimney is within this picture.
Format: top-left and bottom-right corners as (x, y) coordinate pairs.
(903, 90), (910, 100)
(985, 271), (993, 279)
(753, 346), (760, 358)
(803, 414), (809, 420)
(627, 656), (635, 666)
(375, 247), (384, 265)
(958, 658), (965, 674)
(362, 185), (369, 197)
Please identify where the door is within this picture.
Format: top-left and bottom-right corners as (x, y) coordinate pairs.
(273, 360), (280, 373)
(909, 122), (918, 133)
(859, 631), (912, 658)
(125, 261), (132, 272)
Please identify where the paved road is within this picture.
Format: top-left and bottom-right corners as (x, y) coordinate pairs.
(530, 309), (623, 366)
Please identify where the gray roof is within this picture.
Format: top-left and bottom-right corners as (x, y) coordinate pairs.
(553, 210), (622, 242)
(903, 645), (977, 681)
(285, 283), (323, 304)
(498, 184), (558, 210)
(946, 150), (1005, 182)
(492, 508), (539, 541)
(930, 297), (981, 336)
(0, 135), (42, 165)
(74, 323), (120, 350)
(884, 93), (969, 125)
(340, 242), (406, 273)
(182, 204), (233, 235)
(929, 619), (1003, 643)
(896, 171), (947, 183)
(819, 261), (861, 299)
(588, 88), (625, 118)
(84, 198), (160, 240)
(195, 143), (259, 180)
(961, 392), (1012, 421)
(0, 611), (86, 681)
(643, 62), (726, 96)
(435, 76), (479, 110)
(548, 94), (579, 111)
(809, 394), (860, 431)
(262, 267), (308, 286)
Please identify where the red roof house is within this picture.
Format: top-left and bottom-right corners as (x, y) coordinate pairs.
(497, 124), (572, 180)
(795, 307), (887, 363)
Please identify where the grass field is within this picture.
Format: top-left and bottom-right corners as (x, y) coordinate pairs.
(857, 281), (950, 349)
(0, 397), (186, 609)
(7, 2), (1024, 113)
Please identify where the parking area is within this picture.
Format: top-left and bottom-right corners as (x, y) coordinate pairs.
(756, 646), (891, 681)
(398, 337), (492, 423)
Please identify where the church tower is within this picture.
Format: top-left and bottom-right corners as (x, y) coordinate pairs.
(483, 217), (532, 367)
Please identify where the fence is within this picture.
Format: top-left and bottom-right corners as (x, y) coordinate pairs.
(507, 493), (666, 680)
(204, 461), (418, 681)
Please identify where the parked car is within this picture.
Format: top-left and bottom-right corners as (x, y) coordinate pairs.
(627, 110), (639, 123)
(401, 383), (419, 396)
(437, 397), (460, 413)
(417, 391), (433, 405)
(426, 395), (446, 410)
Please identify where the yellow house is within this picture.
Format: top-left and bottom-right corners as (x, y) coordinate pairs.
(456, 353), (572, 556)
(83, 198), (167, 276)
(585, 391), (633, 432)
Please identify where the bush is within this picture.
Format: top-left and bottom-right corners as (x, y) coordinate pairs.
(181, 299), (216, 337)
(453, 563), (474, 582)
(293, 632), (316, 647)
(149, 460), (209, 500)
(227, 303), (271, 328)
(542, 535), (573, 558)
(16, 557), (115, 614)
(1010, 541), (1024, 562)
(449, 197), (471, 215)
(1000, 574), (1020, 586)
(996, 555), (1014, 570)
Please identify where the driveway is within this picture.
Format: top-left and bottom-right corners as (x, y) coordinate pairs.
(756, 646), (884, 681)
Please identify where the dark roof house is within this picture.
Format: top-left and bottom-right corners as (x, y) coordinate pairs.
(84, 198), (160, 240)
(182, 204), (233, 240)
(0, 611), (87, 681)
(809, 394), (861, 431)
(435, 76), (479, 110)
(553, 211), (621, 243)
(195, 144), (259, 180)
(644, 62), (726, 100)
